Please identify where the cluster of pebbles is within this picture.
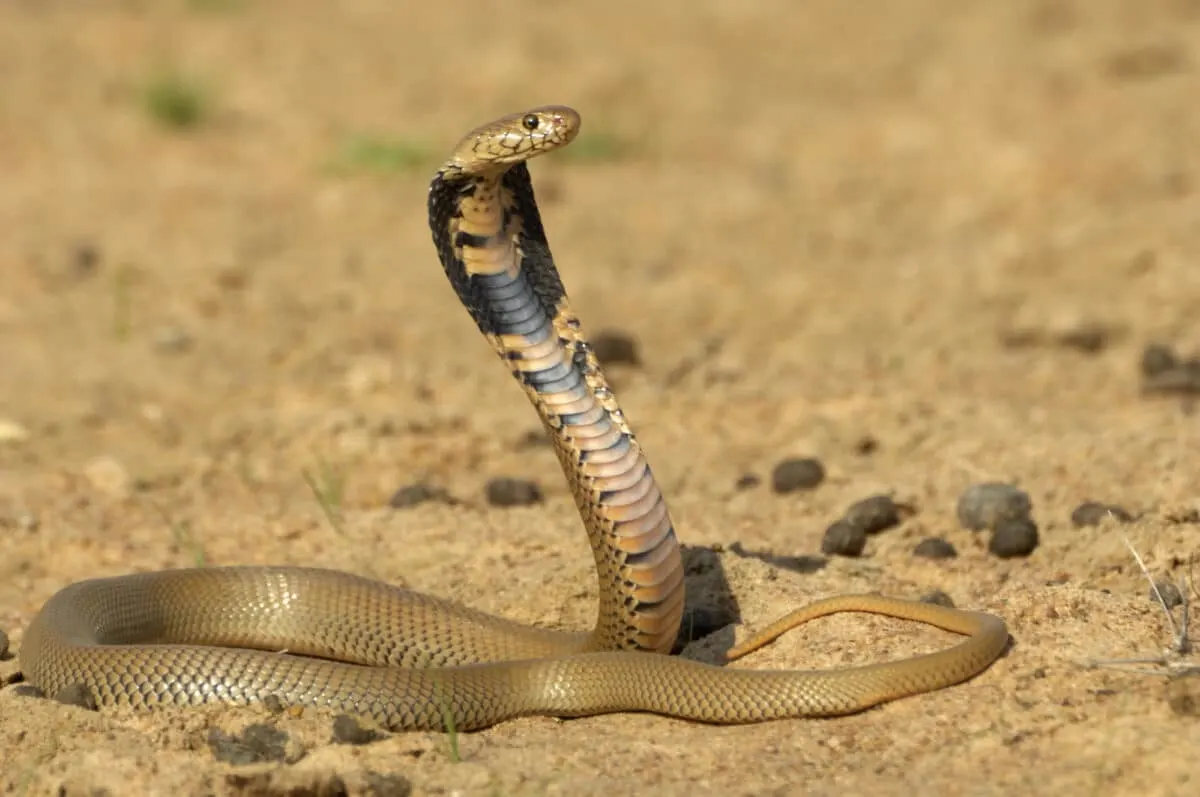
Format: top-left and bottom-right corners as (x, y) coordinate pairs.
(762, 457), (1137, 564)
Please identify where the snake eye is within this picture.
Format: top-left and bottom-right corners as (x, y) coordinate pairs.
(522, 113), (540, 131)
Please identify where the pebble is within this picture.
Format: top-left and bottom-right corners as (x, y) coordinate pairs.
(365, 771), (413, 797)
(16, 512), (38, 531)
(591, 330), (641, 367)
(485, 477), (543, 507)
(71, 241), (101, 276)
(913, 537), (958, 560)
(83, 455), (133, 499)
(957, 482), (1032, 531)
(1141, 342), (1178, 378)
(0, 419), (30, 444)
(920, 590), (955, 608)
(387, 483), (452, 509)
(53, 683), (97, 711)
(770, 457), (825, 494)
(843, 495), (901, 535)
(516, 428), (552, 449)
(207, 723), (301, 766)
(1070, 501), (1134, 527)
(1142, 357), (1200, 395)
(853, 436), (879, 456)
(1150, 580), (1184, 609)
(989, 518), (1040, 558)
(734, 473), (760, 490)
(331, 714), (385, 745)
(820, 520), (866, 557)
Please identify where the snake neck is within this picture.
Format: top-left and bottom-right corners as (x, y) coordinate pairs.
(427, 163), (685, 654)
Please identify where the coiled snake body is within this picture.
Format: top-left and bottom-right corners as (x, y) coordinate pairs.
(20, 106), (1008, 731)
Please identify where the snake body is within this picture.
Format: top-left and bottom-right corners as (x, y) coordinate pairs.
(19, 106), (1008, 731)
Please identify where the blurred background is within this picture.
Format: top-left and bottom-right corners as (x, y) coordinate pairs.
(3, 0), (1196, 495)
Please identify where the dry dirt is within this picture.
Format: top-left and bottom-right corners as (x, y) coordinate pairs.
(2, 1), (1200, 795)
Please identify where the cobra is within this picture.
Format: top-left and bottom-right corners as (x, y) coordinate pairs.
(19, 106), (1008, 731)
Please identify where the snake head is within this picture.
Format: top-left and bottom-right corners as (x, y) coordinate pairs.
(440, 105), (581, 178)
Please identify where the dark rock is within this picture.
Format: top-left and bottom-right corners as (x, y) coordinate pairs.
(989, 518), (1040, 558)
(771, 458), (825, 493)
(484, 477), (543, 507)
(913, 537), (958, 560)
(957, 483), (1032, 531)
(820, 520), (866, 557)
(843, 494), (902, 535)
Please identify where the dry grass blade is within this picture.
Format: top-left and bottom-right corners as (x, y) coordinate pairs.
(1077, 534), (1197, 677)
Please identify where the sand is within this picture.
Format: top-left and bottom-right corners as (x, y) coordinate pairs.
(1, 1), (1198, 795)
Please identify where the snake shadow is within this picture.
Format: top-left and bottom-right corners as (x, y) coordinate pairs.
(672, 543), (828, 655)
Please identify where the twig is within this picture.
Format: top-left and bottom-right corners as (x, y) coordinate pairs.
(1077, 535), (1196, 676)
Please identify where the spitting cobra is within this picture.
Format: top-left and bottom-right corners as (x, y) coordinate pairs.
(19, 106), (1009, 731)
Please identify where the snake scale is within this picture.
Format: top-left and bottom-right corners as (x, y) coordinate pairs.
(19, 106), (1008, 731)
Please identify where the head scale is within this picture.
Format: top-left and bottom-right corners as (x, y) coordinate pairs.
(440, 105), (581, 178)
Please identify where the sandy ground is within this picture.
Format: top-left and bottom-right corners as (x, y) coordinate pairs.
(2, 1), (1200, 795)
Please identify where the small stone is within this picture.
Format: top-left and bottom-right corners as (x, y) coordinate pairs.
(207, 723), (300, 765)
(771, 457), (825, 494)
(16, 512), (38, 531)
(1142, 355), (1200, 395)
(485, 477), (543, 507)
(387, 483), (451, 508)
(0, 419), (30, 444)
(820, 520), (867, 557)
(591, 330), (641, 366)
(1070, 501), (1134, 527)
(72, 241), (101, 276)
(516, 428), (551, 449)
(1055, 323), (1113, 354)
(1167, 673), (1200, 717)
(54, 683), (97, 711)
(989, 518), (1040, 558)
(734, 473), (760, 490)
(261, 694), (286, 714)
(843, 495), (901, 535)
(83, 455), (133, 499)
(1141, 343), (1178, 378)
(913, 537), (957, 560)
(920, 590), (955, 608)
(1150, 580), (1184, 609)
(151, 324), (194, 353)
(853, 436), (879, 455)
(957, 482), (1032, 531)
(364, 771), (413, 797)
(331, 714), (384, 745)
